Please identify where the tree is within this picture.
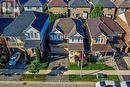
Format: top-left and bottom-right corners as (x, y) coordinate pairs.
(89, 3), (104, 19)
(28, 59), (41, 78)
(24, 49), (31, 64)
(35, 48), (41, 62)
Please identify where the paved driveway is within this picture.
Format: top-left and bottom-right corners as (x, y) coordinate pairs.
(46, 54), (69, 82)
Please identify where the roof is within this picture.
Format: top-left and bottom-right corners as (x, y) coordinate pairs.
(24, 0), (47, 6)
(48, 0), (68, 7)
(69, 0), (91, 8)
(92, 0), (116, 8)
(113, 0), (130, 8)
(3, 11), (49, 37)
(24, 40), (41, 48)
(92, 44), (116, 52)
(51, 18), (85, 37)
(0, 17), (14, 35)
(87, 16), (125, 38)
(118, 12), (130, 30)
(68, 43), (84, 51)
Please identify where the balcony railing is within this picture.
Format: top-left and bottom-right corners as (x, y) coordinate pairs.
(7, 42), (24, 48)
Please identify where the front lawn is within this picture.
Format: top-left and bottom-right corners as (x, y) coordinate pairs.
(68, 63), (114, 70)
(69, 75), (120, 82)
(20, 74), (46, 81)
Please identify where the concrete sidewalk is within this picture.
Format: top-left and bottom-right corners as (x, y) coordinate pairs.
(25, 70), (130, 75)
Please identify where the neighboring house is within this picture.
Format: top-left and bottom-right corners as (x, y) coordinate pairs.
(23, 0), (47, 12)
(113, 0), (130, 15)
(2, 11), (49, 61)
(47, 0), (68, 16)
(49, 18), (87, 62)
(69, 0), (91, 19)
(0, 17), (14, 55)
(87, 16), (125, 56)
(90, 0), (116, 19)
(1, 0), (22, 17)
(116, 12), (130, 53)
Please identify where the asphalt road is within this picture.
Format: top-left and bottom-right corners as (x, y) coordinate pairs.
(0, 82), (95, 87)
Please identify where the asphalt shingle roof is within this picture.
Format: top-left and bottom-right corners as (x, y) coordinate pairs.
(3, 11), (49, 37)
(0, 17), (14, 35)
(69, 0), (91, 8)
(48, 0), (68, 7)
(92, 0), (116, 8)
(51, 18), (85, 37)
(87, 16), (125, 38)
(24, 0), (46, 6)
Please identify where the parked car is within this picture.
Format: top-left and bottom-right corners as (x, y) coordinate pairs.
(96, 80), (121, 87)
(121, 81), (130, 87)
(9, 52), (21, 66)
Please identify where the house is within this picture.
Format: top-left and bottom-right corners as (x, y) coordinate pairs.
(69, 0), (91, 19)
(113, 0), (130, 15)
(2, 11), (49, 61)
(47, 0), (68, 16)
(0, 0), (22, 17)
(90, 0), (116, 19)
(87, 16), (125, 57)
(0, 17), (14, 55)
(23, 0), (47, 12)
(116, 12), (130, 53)
(49, 18), (88, 62)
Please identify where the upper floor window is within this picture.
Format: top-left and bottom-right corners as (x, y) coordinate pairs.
(30, 31), (34, 38)
(27, 33), (30, 38)
(36, 7), (39, 9)
(72, 39), (74, 42)
(34, 33), (38, 38)
(96, 37), (103, 43)
(28, 7), (32, 9)
(78, 38), (80, 42)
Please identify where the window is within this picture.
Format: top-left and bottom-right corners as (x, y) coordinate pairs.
(30, 31), (34, 38)
(96, 37), (103, 43)
(28, 7), (32, 9)
(34, 33), (38, 38)
(72, 39), (74, 42)
(36, 7), (39, 9)
(78, 39), (80, 42)
(27, 33), (30, 38)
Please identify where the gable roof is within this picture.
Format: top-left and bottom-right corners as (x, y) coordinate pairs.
(50, 18), (85, 37)
(0, 17), (14, 35)
(69, 0), (91, 8)
(48, 0), (68, 7)
(92, 0), (116, 8)
(118, 12), (130, 30)
(24, 0), (47, 6)
(3, 11), (49, 37)
(113, 0), (130, 8)
(87, 16), (125, 38)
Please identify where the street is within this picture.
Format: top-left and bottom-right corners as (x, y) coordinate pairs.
(0, 82), (95, 87)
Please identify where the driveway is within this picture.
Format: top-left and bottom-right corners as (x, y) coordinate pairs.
(115, 52), (130, 81)
(0, 53), (26, 81)
(46, 54), (69, 82)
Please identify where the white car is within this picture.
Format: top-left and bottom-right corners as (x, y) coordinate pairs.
(96, 80), (121, 87)
(121, 81), (130, 87)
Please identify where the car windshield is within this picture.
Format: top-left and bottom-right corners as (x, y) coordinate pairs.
(100, 81), (106, 86)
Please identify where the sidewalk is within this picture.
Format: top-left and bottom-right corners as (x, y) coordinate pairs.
(25, 70), (130, 75)
(123, 56), (130, 69)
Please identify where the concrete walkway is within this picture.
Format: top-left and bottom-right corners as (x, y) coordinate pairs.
(25, 70), (130, 75)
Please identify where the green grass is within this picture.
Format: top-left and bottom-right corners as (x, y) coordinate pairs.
(69, 75), (120, 82)
(41, 62), (49, 69)
(20, 74), (46, 81)
(68, 63), (114, 70)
